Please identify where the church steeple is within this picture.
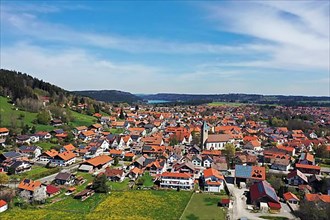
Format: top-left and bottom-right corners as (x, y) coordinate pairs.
(201, 121), (208, 149)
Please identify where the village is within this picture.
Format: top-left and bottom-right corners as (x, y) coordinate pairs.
(0, 102), (330, 220)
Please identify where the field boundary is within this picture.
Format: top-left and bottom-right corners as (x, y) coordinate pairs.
(179, 192), (194, 220)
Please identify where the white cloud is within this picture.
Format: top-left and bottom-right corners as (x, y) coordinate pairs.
(204, 1), (330, 71)
(0, 5), (272, 55)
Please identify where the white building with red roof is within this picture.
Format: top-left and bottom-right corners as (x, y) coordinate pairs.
(160, 172), (194, 190)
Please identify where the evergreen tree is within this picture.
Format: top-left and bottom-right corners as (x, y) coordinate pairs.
(119, 108), (125, 119)
(92, 174), (109, 193)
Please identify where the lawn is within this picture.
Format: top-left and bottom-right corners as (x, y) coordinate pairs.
(87, 190), (192, 220)
(136, 172), (154, 188)
(0, 96), (54, 131)
(109, 128), (124, 134)
(107, 178), (130, 191)
(10, 166), (60, 181)
(181, 193), (227, 220)
(69, 110), (97, 127)
(37, 141), (59, 151)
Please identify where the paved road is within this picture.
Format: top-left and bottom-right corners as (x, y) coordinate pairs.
(38, 164), (79, 184)
(4, 163), (80, 188)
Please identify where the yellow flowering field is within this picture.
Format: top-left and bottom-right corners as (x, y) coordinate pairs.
(87, 190), (192, 220)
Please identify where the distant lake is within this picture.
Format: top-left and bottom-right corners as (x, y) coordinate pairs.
(147, 100), (170, 104)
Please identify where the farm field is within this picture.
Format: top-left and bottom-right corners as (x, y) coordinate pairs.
(181, 193), (227, 220)
(2, 190), (192, 220)
(87, 190), (192, 220)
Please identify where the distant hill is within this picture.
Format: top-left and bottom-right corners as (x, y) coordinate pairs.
(138, 93), (330, 107)
(74, 90), (143, 104)
(0, 69), (69, 101)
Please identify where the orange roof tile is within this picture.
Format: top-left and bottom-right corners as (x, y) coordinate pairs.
(109, 149), (123, 155)
(161, 172), (192, 179)
(0, 127), (9, 133)
(82, 130), (95, 137)
(204, 168), (224, 180)
(57, 151), (76, 161)
(84, 155), (113, 167)
(18, 179), (41, 192)
(283, 192), (299, 201)
(44, 149), (59, 157)
(63, 144), (75, 151)
(296, 163), (320, 170)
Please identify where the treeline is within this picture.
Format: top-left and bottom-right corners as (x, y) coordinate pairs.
(74, 90), (143, 104)
(140, 93), (330, 107)
(0, 69), (69, 101)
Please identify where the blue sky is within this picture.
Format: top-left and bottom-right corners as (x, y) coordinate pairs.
(1, 1), (329, 96)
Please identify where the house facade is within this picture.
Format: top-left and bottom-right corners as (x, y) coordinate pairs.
(160, 172), (194, 190)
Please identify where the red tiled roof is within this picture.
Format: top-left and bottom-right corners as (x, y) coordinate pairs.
(18, 179), (41, 192)
(46, 185), (60, 194)
(0, 199), (7, 207)
(84, 155), (113, 167)
(204, 168), (224, 180)
(0, 128), (9, 133)
(296, 163), (320, 170)
(161, 172), (192, 179)
(283, 192), (299, 201)
(63, 144), (75, 151)
(268, 202), (281, 210)
(56, 151), (76, 161)
(305, 193), (330, 203)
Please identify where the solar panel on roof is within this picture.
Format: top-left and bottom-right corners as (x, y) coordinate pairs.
(257, 182), (264, 193)
(235, 165), (252, 178)
(263, 182), (278, 202)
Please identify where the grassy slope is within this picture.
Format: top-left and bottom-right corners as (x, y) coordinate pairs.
(0, 96), (99, 131)
(0, 96), (53, 131)
(181, 193), (227, 220)
(69, 110), (97, 127)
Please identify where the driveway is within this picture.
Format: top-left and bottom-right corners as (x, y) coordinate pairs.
(227, 183), (297, 220)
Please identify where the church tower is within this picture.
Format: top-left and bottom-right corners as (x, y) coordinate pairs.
(201, 121), (208, 149)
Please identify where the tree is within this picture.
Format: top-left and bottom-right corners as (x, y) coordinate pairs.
(296, 200), (329, 220)
(37, 110), (51, 125)
(198, 175), (205, 191)
(0, 173), (9, 185)
(87, 105), (95, 115)
(169, 136), (179, 146)
(119, 108), (125, 119)
(224, 143), (236, 168)
(64, 132), (75, 143)
(22, 124), (30, 134)
(30, 125), (36, 134)
(113, 157), (119, 166)
(315, 145), (329, 159)
(267, 174), (284, 194)
(92, 174), (109, 193)
(191, 131), (201, 146)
